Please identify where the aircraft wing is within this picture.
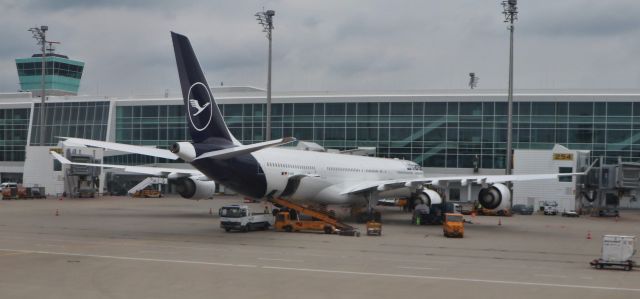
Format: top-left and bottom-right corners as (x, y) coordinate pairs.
(61, 137), (179, 160)
(340, 170), (591, 195)
(50, 151), (200, 177)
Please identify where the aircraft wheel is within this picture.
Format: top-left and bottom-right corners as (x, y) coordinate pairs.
(324, 226), (333, 234)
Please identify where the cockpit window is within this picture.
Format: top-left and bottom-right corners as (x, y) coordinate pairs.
(406, 162), (422, 171)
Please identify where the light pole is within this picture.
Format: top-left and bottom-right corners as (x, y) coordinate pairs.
(255, 9), (275, 140)
(502, 1), (518, 176)
(28, 25), (48, 146)
(502, 0), (518, 210)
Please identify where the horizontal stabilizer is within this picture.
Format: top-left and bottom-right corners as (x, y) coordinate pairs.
(50, 151), (200, 177)
(194, 137), (296, 160)
(60, 137), (179, 160)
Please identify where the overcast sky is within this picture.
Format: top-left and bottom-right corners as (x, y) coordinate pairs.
(1, 0), (639, 97)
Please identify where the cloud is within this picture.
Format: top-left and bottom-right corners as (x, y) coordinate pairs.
(0, 0), (639, 96)
(521, 0), (640, 37)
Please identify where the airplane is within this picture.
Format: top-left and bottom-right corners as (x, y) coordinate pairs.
(51, 32), (590, 219)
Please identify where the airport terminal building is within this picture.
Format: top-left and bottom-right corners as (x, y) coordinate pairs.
(2, 88), (640, 185)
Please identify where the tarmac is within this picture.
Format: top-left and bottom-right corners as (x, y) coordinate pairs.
(0, 195), (638, 299)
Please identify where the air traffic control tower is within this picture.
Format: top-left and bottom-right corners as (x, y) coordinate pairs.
(15, 53), (84, 96)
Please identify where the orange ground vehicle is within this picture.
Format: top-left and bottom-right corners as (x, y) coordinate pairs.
(270, 197), (359, 236)
(476, 208), (512, 217)
(275, 211), (337, 234)
(133, 188), (162, 198)
(366, 221), (382, 236)
(443, 213), (464, 238)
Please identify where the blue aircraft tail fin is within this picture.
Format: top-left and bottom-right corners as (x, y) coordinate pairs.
(171, 31), (237, 145)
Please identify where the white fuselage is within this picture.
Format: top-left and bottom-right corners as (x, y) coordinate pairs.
(252, 148), (423, 207)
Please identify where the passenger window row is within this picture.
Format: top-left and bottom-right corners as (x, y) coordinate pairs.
(266, 162), (315, 171)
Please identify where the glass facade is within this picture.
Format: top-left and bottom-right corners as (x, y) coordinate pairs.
(0, 108), (30, 161)
(109, 100), (640, 168)
(30, 101), (109, 146)
(115, 105), (188, 147)
(109, 105), (189, 164)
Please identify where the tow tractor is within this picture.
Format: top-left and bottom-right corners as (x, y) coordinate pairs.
(443, 213), (464, 238)
(366, 221), (382, 236)
(270, 197), (360, 237)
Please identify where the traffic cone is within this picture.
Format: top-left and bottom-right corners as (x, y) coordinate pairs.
(587, 231), (592, 240)
(209, 208), (212, 215)
(498, 218), (502, 226)
(55, 209), (59, 216)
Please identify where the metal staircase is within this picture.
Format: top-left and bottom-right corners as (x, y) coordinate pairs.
(128, 177), (167, 195)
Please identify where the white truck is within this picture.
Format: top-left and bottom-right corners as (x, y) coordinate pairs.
(219, 204), (274, 232)
(542, 201), (558, 215)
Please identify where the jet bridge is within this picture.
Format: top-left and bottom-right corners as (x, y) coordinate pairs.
(64, 149), (101, 198)
(582, 159), (640, 214)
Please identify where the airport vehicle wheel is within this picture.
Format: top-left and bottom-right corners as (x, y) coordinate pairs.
(242, 225), (249, 232)
(284, 226), (293, 232)
(324, 226), (333, 234)
(224, 228), (231, 232)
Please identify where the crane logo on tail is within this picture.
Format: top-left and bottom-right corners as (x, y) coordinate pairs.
(186, 82), (213, 131)
(189, 99), (210, 116)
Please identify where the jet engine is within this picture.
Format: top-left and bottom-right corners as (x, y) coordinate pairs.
(414, 189), (443, 206)
(169, 142), (196, 162)
(174, 177), (216, 200)
(477, 183), (511, 210)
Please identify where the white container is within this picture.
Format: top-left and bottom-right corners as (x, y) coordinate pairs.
(601, 235), (636, 262)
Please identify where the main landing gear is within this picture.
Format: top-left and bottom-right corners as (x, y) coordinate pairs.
(353, 192), (382, 223)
